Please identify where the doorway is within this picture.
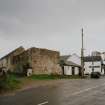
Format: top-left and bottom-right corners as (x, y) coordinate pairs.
(72, 67), (75, 75)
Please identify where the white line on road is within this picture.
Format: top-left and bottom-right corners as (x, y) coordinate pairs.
(37, 101), (48, 105)
(71, 83), (105, 96)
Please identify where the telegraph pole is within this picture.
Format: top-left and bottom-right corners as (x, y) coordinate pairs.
(81, 28), (84, 77)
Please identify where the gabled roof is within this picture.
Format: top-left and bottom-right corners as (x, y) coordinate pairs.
(60, 55), (81, 67)
(71, 53), (80, 58)
(83, 56), (102, 62)
(60, 55), (71, 61)
(0, 46), (24, 60)
(64, 61), (81, 67)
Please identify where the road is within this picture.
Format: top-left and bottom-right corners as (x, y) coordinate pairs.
(1, 78), (105, 105)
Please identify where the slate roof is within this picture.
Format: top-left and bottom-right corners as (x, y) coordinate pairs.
(83, 56), (102, 62)
(0, 46), (24, 60)
(60, 55), (71, 61)
(64, 61), (81, 67)
(60, 55), (81, 67)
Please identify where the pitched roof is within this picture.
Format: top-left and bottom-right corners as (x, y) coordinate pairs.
(0, 46), (24, 60)
(83, 56), (102, 62)
(60, 55), (81, 67)
(64, 61), (81, 67)
(60, 55), (71, 61)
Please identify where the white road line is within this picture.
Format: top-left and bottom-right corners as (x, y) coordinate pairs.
(71, 83), (105, 96)
(37, 101), (48, 105)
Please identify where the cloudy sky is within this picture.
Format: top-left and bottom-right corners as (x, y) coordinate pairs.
(0, 0), (105, 57)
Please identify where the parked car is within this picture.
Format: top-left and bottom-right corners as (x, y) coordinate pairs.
(91, 72), (101, 78)
(96, 72), (101, 76)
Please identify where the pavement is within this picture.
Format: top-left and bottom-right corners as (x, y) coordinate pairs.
(1, 77), (105, 105)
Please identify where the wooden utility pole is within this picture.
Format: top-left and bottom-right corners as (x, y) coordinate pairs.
(81, 28), (84, 77)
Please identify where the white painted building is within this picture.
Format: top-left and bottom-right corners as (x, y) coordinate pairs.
(68, 53), (81, 65)
(60, 54), (81, 75)
(84, 56), (104, 74)
(91, 51), (101, 56)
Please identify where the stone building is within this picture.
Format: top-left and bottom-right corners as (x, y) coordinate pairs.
(13, 47), (62, 75)
(0, 46), (25, 73)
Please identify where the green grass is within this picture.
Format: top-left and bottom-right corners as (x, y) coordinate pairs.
(0, 74), (82, 93)
(0, 74), (21, 92)
(28, 74), (82, 80)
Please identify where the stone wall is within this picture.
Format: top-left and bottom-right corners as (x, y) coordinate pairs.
(13, 50), (30, 73)
(0, 46), (25, 72)
(13, 47), (62, 75)
(30, 48), (62, 75)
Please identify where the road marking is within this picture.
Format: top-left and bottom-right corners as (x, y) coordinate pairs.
(37, 101), (48, 105)
(71, 83), (105, 96)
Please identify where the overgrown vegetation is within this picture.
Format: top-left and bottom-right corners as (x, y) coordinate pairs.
(29, 74), (82, 80)
(0, 74), (21, 93)
(0, 74), (82, 93)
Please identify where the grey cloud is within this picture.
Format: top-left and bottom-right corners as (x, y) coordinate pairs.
(0, 0), (105, 57)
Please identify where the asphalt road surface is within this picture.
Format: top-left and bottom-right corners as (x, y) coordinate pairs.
(1, 78), (105, 105)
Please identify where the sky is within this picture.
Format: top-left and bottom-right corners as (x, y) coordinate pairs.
(0, 0), (105, 57)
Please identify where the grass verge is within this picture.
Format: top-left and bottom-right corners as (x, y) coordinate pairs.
(28, 74), (82, 80)
(0, 74), (21, 93)
(0, 74), (82, 93)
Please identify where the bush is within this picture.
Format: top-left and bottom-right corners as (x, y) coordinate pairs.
(0, 74), (21, 92)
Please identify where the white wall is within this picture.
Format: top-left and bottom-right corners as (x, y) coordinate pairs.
(67, 54), (81, 65)
(64, 66), (72, 75)
(63, 54), (80, 76)
(75, 67), (79, 75)
(64, 66), (79, 75)
(84, 61), (102, 74)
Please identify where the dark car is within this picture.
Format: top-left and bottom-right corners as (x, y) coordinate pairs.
(91, 72), (101, 79)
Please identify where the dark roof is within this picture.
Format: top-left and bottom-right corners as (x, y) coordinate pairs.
(60, 55), (71, 61)
(83, 56), (102, 62)
(64, 61), (81, 67)
(60, 55), (81, 67)
(0, 46), (24, 60)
